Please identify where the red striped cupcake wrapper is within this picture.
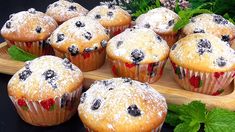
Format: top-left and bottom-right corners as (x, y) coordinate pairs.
(109, 58), (167, 83)
(6, 39), (54, 56)
(84, 122), (163, 132)
(106, 24), (131, 37)
(9, 86), (83, 126)
(171, 61), (235, 95)
(54, 48), (106, 72)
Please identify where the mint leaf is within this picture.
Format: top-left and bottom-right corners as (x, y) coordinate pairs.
(165, 111), (182, 126)
(174, 122), (200, 132)
(205, 108), (235, 132)
(8, 46), (37, 62)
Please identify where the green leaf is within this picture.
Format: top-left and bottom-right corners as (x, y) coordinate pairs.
(174, 122), (200, 132)
(8, 46), (37, 62)
(205, 108), (235, 132)
(165, 111), (182, 126)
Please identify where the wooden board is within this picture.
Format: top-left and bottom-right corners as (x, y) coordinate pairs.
(1, 42), (235, 110)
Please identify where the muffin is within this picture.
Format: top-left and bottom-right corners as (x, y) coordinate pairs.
(135, 7), (180, 47)
(106, 27), (169, 83)
(8, 56), (83, 126)
(169, 33), (235, 95)
(49, 16), (110, 72)
(87, 4), (131, 37)
(78, 78), (167, 132)
(181, 13), (235, 46)
(1, 8), (58, 56)
(46, 0), (88, 24)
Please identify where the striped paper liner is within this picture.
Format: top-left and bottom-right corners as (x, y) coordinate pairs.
(9, 86), (82, 126)
(6, 39), (54, 56)
(108, 58), (167, 83)
(84, 122), (163, 132)
(54, 48), (106, 72)
(171, 61), (235, 95)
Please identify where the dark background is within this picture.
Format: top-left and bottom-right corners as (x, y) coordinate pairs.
(0, 0), (173, 131)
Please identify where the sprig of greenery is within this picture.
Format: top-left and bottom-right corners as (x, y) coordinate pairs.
(165, 101), (235, 132)
(8, 46), (36, 62)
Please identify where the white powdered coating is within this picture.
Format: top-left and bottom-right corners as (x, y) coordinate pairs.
(8, 56), (83, 100)
(170, 33), (235, 72)
(78, 78), (167, 131)
(107, 27), (170, 63)
(87, 5), (130, 22)
(46, 0), (88, 23)
(50, 16), (109, 51)
(1, 9), (57, 35)
(135, 7), (179, 33)
(183, 13), (235, 39)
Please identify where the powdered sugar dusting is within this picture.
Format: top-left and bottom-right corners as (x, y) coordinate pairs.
(50, 16), (109, 53)
(78, 78), (167, 131)
(183, 13), (235, 41)
(170, 33), (235, 72)
(8, 56), (83, 101)
(135, 7), (179, 33)
(107, 27), (170, 63)
(46, 0), (88, 23)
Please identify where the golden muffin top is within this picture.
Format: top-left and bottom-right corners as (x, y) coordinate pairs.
(135, 7), (179, 34)
(182, 13), (235, 45)
(170, 33), (235, 72)
(46, 0), (88, 24)
(87, 4), (131, 27)
(8, 56), (83, 101)
(1, 8), (58, 42)
(49, 16), (110, 54)
(106, 27), (170, 64)
(78, 78), (167, 132)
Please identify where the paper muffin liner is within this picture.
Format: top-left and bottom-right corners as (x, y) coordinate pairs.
(84, 122), (163, 132)
(54, 48), (106, 72)
(9, 86), (83, 126)
(6, 39), (54, 56)
(108, 57), (167, 83)
(105, 24), (131, 37)
(157, 32), (178, 48)
(171, 61), (235, 95)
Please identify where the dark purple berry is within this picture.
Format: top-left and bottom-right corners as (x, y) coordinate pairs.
(117, 41), (123, 48)
(197, 39), (212, 55)
(221, 35), (230, 42)
(28, 8), (36, 14)
(84, 47), (94, 53)
(35, 26), (42, 33)
(131, 49), (144, 64)
(5, 21), (11, 29)
(83, 32), (92, 40)
(95, 14), (101, 19)
(75, 21), (85, 27)
(91, 99), (101, 110)
(80, 92), (86, 104)
(168, 19), (175, 27)
(62, 58), (74, 70)
(144, 23), (150, 28)
(68, 5), (77, 11)
(123, 78), (132, 85)
(190, 18), (196, 23)
(107, 11), (113, 17)
(127, 104), (141, 117)
(68, 45), (79, 56)
(19, 69), (32, 81)
(193, 28), (205, 33)
(107, 3), (115, 9)
(216, 57), (227, 67)
(56, 33), (65, 42)
(171, 44), (177, 50)
(103, 80), (112, 86)
(43, 70), (56, 80)
(105, 29), (110, 35)
(213, 15), (228, 25)
(61, 94), (68, 108)
(108, 88), (114, 90)
(54, 3), (59, 7)
(156, 35), (162, 42)
(9, 14), (14, 19)
(101, 40), (108, 47)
